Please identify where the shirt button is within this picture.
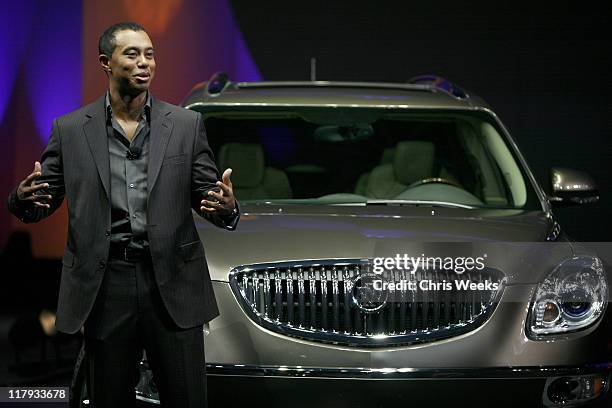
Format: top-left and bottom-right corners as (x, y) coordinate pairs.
(133, 214), (137, 218)
(129, 183), (135, 188)
(105, 230), (110, 237)
(98, 260), (106, 269)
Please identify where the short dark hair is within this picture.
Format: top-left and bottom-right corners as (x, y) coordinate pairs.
(98, 22), (148, 56)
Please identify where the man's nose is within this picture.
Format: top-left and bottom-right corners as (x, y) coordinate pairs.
(137, 54), (148, 67)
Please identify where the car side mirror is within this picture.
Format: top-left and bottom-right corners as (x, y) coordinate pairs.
(548, 167), (599, 207)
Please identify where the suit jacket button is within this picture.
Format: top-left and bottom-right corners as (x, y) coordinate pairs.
(99, 260), (106, 269)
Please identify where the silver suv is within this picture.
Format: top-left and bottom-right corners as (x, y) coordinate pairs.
(131, 74), (610, 407)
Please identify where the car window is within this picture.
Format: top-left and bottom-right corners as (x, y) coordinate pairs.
(200, 107), (540, 210)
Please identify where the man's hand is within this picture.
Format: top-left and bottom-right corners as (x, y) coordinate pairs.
(200, 168), (236, 216)
(17, 161), (52, 208)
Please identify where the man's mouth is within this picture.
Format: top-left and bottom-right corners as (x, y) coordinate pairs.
(134, 73), (151, 80)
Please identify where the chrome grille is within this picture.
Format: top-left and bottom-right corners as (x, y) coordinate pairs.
(229, 259), (505, 346)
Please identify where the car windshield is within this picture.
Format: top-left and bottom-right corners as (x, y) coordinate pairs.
(199, 107), (541, 210)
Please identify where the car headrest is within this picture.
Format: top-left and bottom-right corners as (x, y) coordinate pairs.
(218, 143), (265, 188)
(393, 141), (435, 185)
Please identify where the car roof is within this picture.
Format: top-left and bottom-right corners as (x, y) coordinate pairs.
(182, 80), (490, 111)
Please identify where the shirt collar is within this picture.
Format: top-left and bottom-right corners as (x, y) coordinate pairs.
(105, 91), (151, 123)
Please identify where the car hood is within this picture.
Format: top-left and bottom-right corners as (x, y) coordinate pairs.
(196, 205), (572, 284)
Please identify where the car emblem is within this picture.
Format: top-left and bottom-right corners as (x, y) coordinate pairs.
(351, 271), (388, 313)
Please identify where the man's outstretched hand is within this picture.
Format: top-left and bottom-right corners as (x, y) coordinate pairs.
(17, 161), (52, 208)
(200, 168), (236, 216)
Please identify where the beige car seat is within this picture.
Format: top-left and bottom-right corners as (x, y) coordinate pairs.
(354, 147), (395, 196)
(217, 143), (292, 200)
(356, 141), (464, 199)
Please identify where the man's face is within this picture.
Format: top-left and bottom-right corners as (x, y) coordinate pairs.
(102, 29), (156, 93)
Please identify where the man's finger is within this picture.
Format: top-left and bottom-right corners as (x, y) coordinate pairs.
(215, 181), (232, 195)
(26, 161), (42, 186)
(33, 202), (51, 208)
(221, 168), (233, 185)
(207, 190), (226, 202)
(23, 170), (42, 186)
(200, 205), (217, 213)
(201, 199), (221, 208)
(25, 194), (52, 202)
(25, 183), (50, 193)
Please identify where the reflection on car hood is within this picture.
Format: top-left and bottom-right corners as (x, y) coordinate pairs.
(197, 205), (571, 284)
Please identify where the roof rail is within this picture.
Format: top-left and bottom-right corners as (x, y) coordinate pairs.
(407, 75), (468, 99)
(205, 71), (231, 96)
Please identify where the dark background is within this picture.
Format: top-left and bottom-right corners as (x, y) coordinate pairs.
(230, 0), (612, 241)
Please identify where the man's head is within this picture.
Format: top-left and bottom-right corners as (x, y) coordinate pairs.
(98, 22), (156, 95)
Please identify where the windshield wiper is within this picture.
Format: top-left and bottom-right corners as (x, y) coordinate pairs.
(365, 199), (474, 209)
(242, 199), (475, 209)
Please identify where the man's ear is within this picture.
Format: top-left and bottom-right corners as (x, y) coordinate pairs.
(99, 54), (111, 74)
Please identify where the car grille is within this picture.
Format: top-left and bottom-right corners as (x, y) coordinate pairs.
(229, 259), (505, 346)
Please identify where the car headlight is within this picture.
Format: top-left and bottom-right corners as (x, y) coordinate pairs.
(528, 256), (608, 336)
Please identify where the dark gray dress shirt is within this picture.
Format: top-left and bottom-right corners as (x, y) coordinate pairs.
(105, 91), (152, 250)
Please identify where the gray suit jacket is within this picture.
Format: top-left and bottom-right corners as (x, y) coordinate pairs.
(8, 94), (238, 334)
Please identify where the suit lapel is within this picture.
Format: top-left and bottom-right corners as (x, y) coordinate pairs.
(148, 96), (174, 194)
(83, 95), (110, 199)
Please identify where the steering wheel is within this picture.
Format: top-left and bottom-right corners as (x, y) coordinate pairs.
(407, 177), (462, 189)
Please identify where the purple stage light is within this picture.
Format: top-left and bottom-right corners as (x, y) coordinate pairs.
(0, 1), (35, 125)
(25, 0), (82, 142)
(232, 22), (262, 82)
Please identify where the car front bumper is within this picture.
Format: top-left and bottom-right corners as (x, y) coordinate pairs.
(135, 363), (611, 407)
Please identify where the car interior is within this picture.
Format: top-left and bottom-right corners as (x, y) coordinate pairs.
(203, 110), (530, 208)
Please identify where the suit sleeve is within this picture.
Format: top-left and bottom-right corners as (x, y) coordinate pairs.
(7, 118), (66, 223)
(190, 113), (240, 230)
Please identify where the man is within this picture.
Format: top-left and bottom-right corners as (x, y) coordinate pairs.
(7, 22), (238, 407)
